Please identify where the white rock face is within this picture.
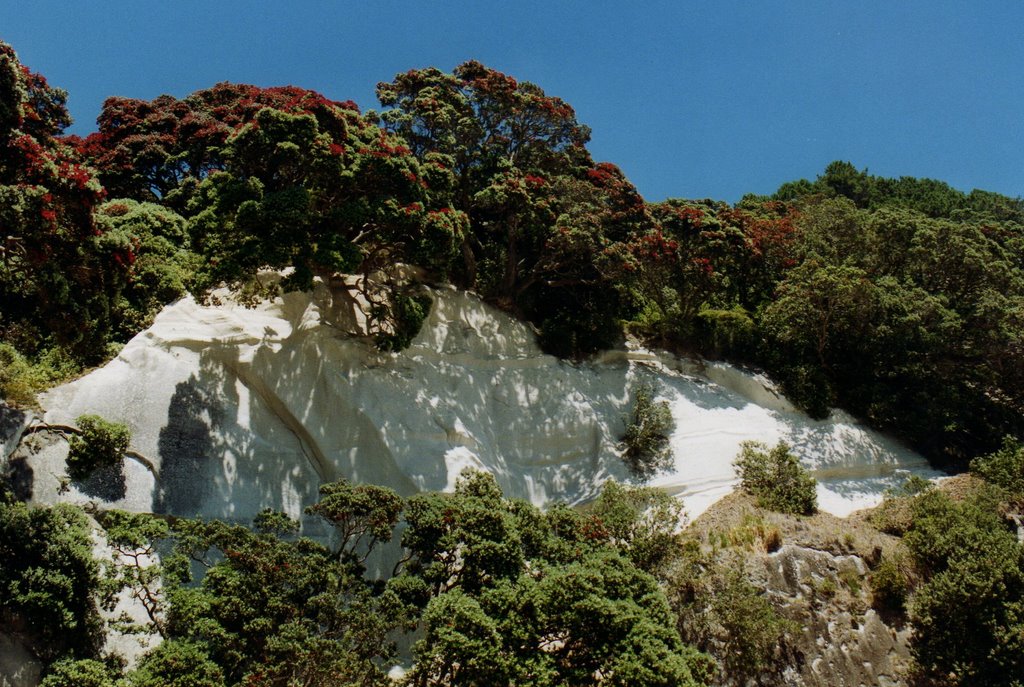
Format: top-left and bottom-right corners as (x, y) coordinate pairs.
(36, 284), (940, 522)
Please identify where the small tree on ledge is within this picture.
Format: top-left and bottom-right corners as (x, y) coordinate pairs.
(621, 383), (675, 480)
(733, 440), (817, 515)
(66, 414), (130, 481)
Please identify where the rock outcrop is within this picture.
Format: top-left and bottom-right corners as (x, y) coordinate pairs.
(16, 283), (938, 525)
(687, 492), (913, 686)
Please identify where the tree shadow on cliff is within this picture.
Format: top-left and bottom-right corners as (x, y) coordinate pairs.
(76, 461), (127, 502)
(155, 343), (329, 525)
(5, 455), (33, 501)
(358, 345), (638, 507)
(156, 376), (220, 516)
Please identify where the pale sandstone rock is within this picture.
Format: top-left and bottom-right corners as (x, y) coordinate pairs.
(29, 284), (940, 525)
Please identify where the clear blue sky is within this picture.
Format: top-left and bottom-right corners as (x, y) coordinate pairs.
(3, 1), (1023, 203)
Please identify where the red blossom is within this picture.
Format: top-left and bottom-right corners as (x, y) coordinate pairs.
(692, 257), (714, 275)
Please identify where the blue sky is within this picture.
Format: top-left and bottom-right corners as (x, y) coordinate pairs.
(3, 1), (1023, 203)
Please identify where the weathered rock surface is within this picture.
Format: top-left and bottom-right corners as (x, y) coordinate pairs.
(0, 634), (41, 687)
(689, 493), (912, 687)
(22, 284), (938, 524)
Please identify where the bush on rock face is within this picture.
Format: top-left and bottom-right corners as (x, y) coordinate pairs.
(621, 384), (675, 480)
(733, 440), (817, 515)
(66, 414), (130, 481)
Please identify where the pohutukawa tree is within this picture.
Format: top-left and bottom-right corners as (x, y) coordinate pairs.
(83, 84), (469, 348)
(374, 61), (651, 355)
(0, 42), (119, 357)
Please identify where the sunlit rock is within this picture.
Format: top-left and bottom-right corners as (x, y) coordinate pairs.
(32, 283), (940, 522)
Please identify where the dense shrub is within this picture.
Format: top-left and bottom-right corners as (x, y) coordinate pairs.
(0, 343), (80, 407)
(733, 440), (817, 515)
(590, 479), (685, 576)
(903, 488), (1024, 685)
(130, 641), (225, 687)
(870, 547), (912, 613)
(621, 383), (675, 479)
(970, 435), (1024, 498)
(0, 500), (106, 663)
(93, 199), (196, 340)
(40, 659), (119, 687)
(66, 414), (130, 481)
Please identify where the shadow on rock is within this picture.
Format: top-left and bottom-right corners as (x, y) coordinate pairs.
(5, 455), (33, 501)
(76, 461), (127, 502)
(156, 378), (218, 516)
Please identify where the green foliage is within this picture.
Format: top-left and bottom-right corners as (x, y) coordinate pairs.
(590, 479), (685, 576)
(376, 63), (645, 357)
(399, 471), (712, 686)
(733, 440), (817, 515)
(760, 261), (877, 416)
(669, 548), (792, 684)
(970, 436), (1024, 497)
(0, 500), (106, 663)
(58, 472), (707, 687)
(898, 488), (1024, 685)
(40, 658), (120, 687)
(180, 96), (462, 349)
(0, 43), (120, 360)
(93, 199), (195, 339)
(757, 179), (1024, 463)
(621, 384), (674, 480)
(304, 478), (404, 565)
(66, 414), (130, 481)
(774, 159), (1024, 222)
(0, 342), (80, 407)
(693, 306), (756, 359)
(100, 510), (170, 637)
(870, 547), (912, 613)
(130, 640), (224, 687)
(162, 516), (397, 686)
(374, 290), (431, 352)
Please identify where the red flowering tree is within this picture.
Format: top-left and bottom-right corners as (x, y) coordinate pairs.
(633, 199), (797, 350)
(77, 83), (362, 208)
(178, 88), (467, 348)
(79, 82), (469, 348)
(0, 42), (117, 356)
(375, 62), (647, 355)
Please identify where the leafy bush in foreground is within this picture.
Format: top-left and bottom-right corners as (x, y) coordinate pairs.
(903, 488), (1024, 685)
(970, 435), (1024, 498)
